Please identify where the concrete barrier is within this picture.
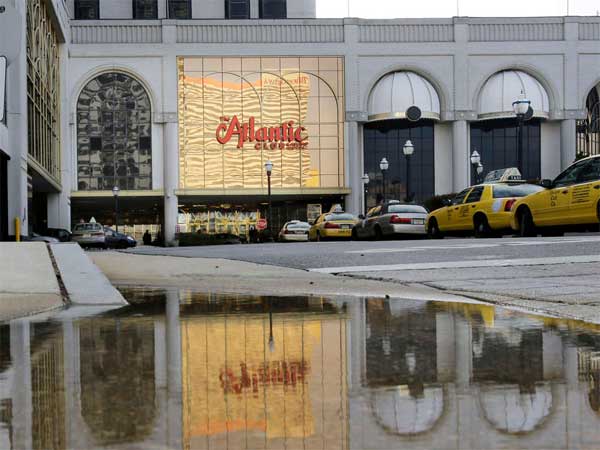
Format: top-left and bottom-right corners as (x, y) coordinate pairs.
(50, 243), (127, 305)
(0, 242), (63, 320)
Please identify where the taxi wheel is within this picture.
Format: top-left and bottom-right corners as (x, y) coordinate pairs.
(474, 215), (492, 238)
(374, 226), (383, 240)
(315, 232), (321, 242)
(597, 201), (600, 223)
(519, 208), (537, 237)
(427, 219), (444, 239)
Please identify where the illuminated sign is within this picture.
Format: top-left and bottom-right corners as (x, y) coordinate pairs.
(216, 115), (308, 150)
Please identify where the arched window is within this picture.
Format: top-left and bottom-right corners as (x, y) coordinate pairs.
(77, 73), (152, 191)
(577, 87), (600, 158)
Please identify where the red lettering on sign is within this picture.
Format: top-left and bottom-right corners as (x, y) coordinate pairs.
(216, 115), (308, 149)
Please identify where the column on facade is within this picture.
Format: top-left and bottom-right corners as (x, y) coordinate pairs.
(166, 289), (183, 449)
(163, 119), (179, 245)
(452, 120), (469, 192)
(561, 119), (577, 170)
(346, 120), (362, 215)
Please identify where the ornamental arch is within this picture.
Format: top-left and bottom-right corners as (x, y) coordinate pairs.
(76, 71), (153, 191)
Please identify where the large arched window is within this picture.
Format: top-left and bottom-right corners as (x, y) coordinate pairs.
(577, 87), (600, 158)
(77, 72), (152, 191)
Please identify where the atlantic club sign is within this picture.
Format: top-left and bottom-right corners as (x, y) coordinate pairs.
(216, 116), (309, 150)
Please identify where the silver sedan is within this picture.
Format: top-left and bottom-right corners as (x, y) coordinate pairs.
(352, 202), (429, 240)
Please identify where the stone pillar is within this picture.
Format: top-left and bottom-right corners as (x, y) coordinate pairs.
(166, 290), (182, 449)
(346, 121), (362, 215)
(561, 119), (577, 170)
(10, 320), (32, 450)
(163, 120), (179, 245)
(452, 120), (469, 192)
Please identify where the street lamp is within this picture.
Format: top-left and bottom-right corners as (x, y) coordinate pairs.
(512, 91), (531, 174)
(477, 162), (484, 184)
(264, 160), (273, 239)
(361, 173), (370, 215)
(112, 186), (120, 233)
(470, 150), (481, 185)
(403, 140), (414, 202)
(379, 157), (389, 203)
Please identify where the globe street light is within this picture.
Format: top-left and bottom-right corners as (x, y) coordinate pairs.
(470, 150), (481, 185)
(361, 173), (370, 215)
(379, 157), (389, 203)
(477, 162), (484, 184)
(403, 140), (415, 202)
(264, 160), (273, 239)
(112, 186), (120, 233)
(512, 91), (531, 175)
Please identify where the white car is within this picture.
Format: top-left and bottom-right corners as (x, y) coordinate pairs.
(278, 221), (311, 242)
(72, 222), (107, 248)
(353, 201), (429, 240)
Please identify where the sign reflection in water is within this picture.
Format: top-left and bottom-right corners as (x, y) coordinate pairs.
(2, 292), (600, 449)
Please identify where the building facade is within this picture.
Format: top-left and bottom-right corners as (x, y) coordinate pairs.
(2, 0), (600, 242)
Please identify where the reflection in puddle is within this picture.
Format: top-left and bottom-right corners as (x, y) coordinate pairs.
(2, 289), (600, 449)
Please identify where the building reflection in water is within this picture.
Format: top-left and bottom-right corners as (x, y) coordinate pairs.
(2, 290), (600, 449)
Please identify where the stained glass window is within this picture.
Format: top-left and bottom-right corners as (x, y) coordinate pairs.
(77, 73), (152, 191)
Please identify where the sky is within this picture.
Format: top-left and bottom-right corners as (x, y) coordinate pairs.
(317, 0), (600, 18)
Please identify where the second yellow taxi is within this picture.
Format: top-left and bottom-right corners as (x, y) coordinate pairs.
(426, 169), (544, 238)
(309, 208), (358, 241)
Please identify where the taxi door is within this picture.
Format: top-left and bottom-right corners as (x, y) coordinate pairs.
(440, 188), (472, 231)
(458, 186), (485, 230)
(538, 159), (589, 226)
(569, 158), (600, 223)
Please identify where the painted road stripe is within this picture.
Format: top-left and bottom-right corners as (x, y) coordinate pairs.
(309, 254), (600, 274)
(345, 237), (600, 254)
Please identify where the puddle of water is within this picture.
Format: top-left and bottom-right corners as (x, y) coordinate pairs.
(1, 288), (600, 449)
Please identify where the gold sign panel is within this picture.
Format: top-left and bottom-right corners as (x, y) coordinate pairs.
(177, 57), (345, 190)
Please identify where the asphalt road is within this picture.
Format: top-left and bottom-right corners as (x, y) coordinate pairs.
(128, 233), (600, 271)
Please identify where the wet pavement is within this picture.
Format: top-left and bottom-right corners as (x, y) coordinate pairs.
(2, 289), (600, 449)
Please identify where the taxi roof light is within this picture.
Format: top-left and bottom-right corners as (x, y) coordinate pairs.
(483, 167), (523, 184)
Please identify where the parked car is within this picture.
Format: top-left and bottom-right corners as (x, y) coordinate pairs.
(309, 211), (357, 241)
(72, 222), (107, 248)
(43, 228), (72, 242)
(511, 155), (600, 236)
(103, 227), (137, 248)
(353, 201), (428, 240)
(278, 221), (310, 242)
(426, 169), (545, 238)
(28, 232), (59, 243)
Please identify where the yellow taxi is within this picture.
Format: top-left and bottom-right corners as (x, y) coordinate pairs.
(309, 207), (358, 241)
(426, 169), (545, 238)
(510, 155), (600, 237)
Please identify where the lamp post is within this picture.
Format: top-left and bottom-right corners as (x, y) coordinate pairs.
(361, 173), (370, 215)
(264, 160), (273, 239)
(112, 186), (120, 233)
(477, 162), (484, 184)
(512, 91), (531, 175)
(470, 150), (481, 185)
(403, 140), (414, 202)
(379, 157), (389, 203)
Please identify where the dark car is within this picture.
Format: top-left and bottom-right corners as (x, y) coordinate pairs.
(44, 228), (72, 242)
(103, 227), (137, 249)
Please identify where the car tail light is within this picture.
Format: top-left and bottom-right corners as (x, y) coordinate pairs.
(504, 199), (517, 211)
(390, 215), (412, 224)
(324, 222), (340, 229)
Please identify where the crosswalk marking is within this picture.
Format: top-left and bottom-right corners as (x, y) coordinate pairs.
(309, 254), (600, 274)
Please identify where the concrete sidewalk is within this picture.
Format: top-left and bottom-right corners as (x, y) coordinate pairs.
(0, 242), (64, 320)
(89, 251), (477, 304)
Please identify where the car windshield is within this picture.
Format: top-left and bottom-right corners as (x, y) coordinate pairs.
(388, 205), (428, 214)
(492, 184), (544, 198)
(324, 213), (354, 221)
(73, 223), (101, 232)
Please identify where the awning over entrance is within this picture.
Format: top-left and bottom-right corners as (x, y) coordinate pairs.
(368, 71), (441, 122)
(478, 70), (549, 120)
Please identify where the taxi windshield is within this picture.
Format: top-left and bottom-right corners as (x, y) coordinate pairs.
(325, 213), (354, 221)
(492, 184), (544, 198)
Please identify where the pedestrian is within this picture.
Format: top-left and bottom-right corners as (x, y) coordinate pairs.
(249, 225), (258, 244)
(143, 230), (152, 245)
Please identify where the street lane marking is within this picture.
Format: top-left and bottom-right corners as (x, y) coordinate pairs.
(345, 237), (600, 254)
(309, 254), (600, 274)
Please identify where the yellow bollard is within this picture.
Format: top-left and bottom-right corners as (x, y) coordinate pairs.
(14, 217), (20, 242)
